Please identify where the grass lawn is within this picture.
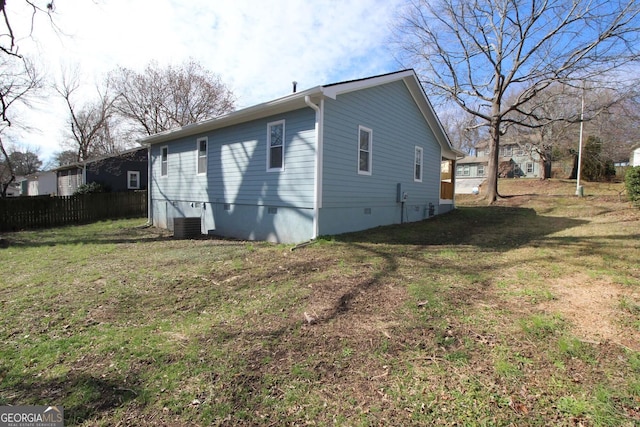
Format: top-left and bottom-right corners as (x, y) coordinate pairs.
(1, 179), (639, 426)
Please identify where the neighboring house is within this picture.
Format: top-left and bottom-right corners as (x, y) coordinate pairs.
(141, 69), (463, 244)
(632, 146), (640, 167)
(457, 139), (545, 181)
(23, 171), (57, 196)
(4, 178), (22, 197)
(53, 147), (148, 196)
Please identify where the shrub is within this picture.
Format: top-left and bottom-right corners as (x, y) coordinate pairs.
(74, 182), (108, 195)
(626, 166), (640, 206)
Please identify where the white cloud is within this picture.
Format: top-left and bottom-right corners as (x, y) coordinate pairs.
(3, 0), (406, 161)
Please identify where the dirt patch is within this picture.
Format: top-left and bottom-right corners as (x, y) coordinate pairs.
(540, 273), (640, 350)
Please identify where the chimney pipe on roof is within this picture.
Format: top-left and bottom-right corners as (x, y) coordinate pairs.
(292, 81), (298, 93)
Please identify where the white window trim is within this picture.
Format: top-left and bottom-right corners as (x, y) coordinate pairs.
(358, 125), (373, 176)
(267, 120), (285, 172)
(160, 146), (168, 177)
(127, 171), (140, 189)
(414, 146), (423, 182)
(526, 162), (534, 174)
(196, 137), (208, 175)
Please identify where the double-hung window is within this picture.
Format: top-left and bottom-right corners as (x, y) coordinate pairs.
(358, 126), (372, 175)
(127, 171), (140, 189)
(267, 120), (285, 171)
(456, 165), (470, 176)
(197, 137), (208, 175)
(526, 162), (534, 174)
(161, 146), (168, 177)
(414, 146), (423, 182)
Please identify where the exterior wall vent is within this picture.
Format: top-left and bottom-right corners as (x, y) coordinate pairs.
(364, 208), (372, 215)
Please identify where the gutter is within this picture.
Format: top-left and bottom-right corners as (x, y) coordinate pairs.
(147, 145), (153, 226)
(305, 95), (323, 240)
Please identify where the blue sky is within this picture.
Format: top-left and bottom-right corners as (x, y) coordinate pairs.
(5, 0), (407, 162)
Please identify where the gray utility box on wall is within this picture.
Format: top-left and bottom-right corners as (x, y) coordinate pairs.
(173, 217), (201, 239)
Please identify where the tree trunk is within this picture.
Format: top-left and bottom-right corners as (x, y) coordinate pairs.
(0, 138), (15, 199)
(485, 117), (501, 203)
(538, 150), (551, 179)
(569, 153), (578, 179)
(541, 158), (551, 179)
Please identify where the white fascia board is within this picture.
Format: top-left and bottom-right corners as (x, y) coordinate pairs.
(140, 86), (324, 146)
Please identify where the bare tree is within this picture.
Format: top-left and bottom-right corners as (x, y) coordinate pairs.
(109, 59), (235, 137)
(395, 0), (640, 202)
(0, 1), (52, 197)
(55, 69), (120, 162)
(0, 56), (43, 196)
(439, 108), (486, 155)
(508, 83), (640, 178)
(51, 149), (77, 167)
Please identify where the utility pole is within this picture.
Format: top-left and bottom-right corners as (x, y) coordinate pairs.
(576, 86), (585, 197)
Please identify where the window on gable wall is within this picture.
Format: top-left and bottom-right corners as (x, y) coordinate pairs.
(414, 146), (423, 182)
(161, 146), (168, 177)
(197, 137), (207, 175)
(358, 126), (372, 175)
(267, 120), (285, 171)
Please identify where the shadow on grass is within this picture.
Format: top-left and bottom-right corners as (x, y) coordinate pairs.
(0, 370), (139, 425)
(331, 206), (589, 250)
(305, 206), (591, 324)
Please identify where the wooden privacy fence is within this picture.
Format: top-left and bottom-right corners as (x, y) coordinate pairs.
(0, 191), (147, 231)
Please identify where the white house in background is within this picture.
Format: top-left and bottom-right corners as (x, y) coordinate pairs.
(141, 69), (464, 243)
(632, 145), (640, 167)
(24, 171), (57, 196)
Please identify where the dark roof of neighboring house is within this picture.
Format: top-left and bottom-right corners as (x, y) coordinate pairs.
(51, 146), (147, 172)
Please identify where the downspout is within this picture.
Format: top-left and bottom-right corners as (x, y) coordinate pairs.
(305, 95), (323, 239)
(147, 145), (153, 226)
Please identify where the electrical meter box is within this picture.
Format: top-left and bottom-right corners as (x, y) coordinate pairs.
(396, 183), (408, 203)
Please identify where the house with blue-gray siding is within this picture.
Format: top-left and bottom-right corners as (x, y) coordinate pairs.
(141, 70), (463, 243)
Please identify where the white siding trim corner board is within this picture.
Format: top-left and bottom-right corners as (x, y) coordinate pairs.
(307, 97), (324, 240)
